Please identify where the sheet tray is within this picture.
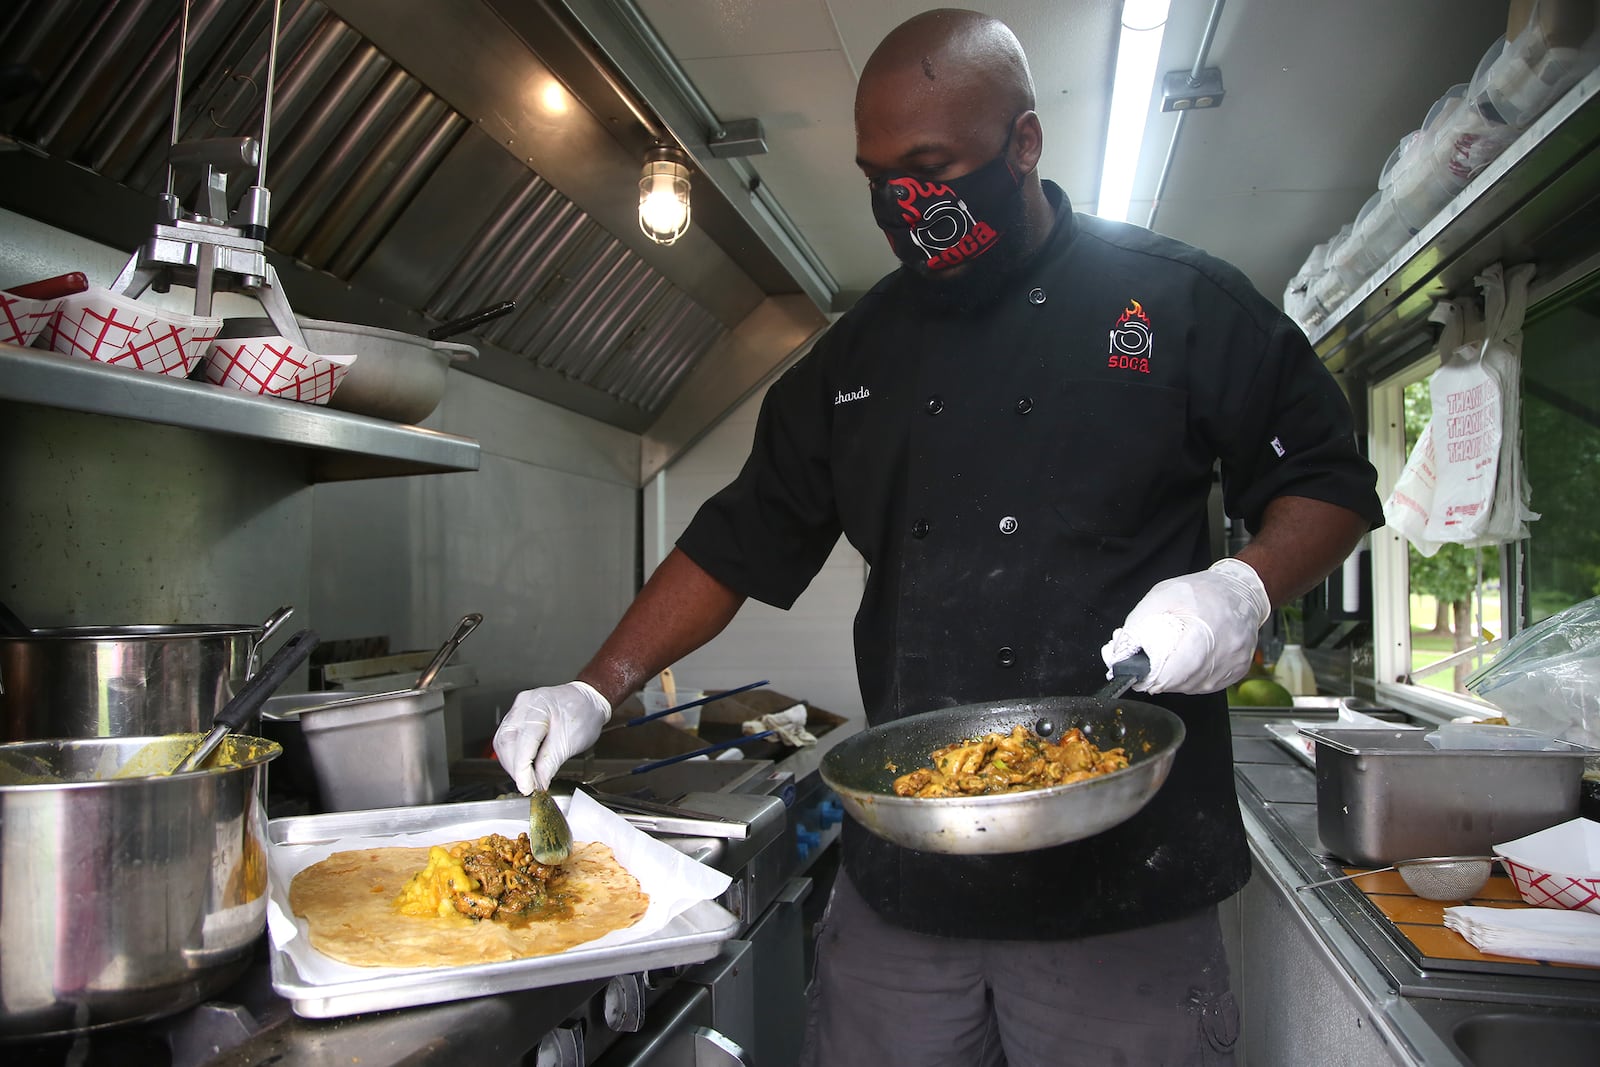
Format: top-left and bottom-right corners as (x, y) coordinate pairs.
(266, 797), (738, 1018)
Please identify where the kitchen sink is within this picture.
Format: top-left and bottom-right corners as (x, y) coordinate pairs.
(1450, 1011), (1600, 1066)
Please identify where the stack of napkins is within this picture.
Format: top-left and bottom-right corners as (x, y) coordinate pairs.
(1444, 906), (1600, 967)
(743, 703), (816, 747)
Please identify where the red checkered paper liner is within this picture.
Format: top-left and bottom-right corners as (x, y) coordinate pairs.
(204, 337), (356, 405)
(1495, 817), (1600, 914)
(0, 289), (59, 347)
(1502, 857), (1600, 913)
(48, 288), (221, 377)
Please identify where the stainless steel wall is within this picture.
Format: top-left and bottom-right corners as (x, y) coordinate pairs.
(0, 404), (313, 630)
(310, 370), (642, 751)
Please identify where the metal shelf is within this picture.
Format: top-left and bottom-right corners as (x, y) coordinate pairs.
(1312, 66), (1600, 376)
(0, 343), (480, 481)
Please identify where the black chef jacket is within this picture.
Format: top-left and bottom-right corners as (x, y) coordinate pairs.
(678, 182), (1383, 940)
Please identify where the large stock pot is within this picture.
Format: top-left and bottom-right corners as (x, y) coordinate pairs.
(0, 733), (280, 1038)
(0, 606), (293, 741)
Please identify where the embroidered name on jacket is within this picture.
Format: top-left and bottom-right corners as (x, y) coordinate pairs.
(834, 387), (871, 405)
(1108, 299), (1153, 374)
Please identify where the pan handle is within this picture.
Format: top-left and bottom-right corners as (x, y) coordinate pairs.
(630, 730), (777, 773)
(605, 679), (770, 731)
(413, 613), (484, 690)
(247, 605), (295, 676)
(1089, 650), (1150, 704)
(1109, 650), (1150, 680)
(428, 301), (515, 341)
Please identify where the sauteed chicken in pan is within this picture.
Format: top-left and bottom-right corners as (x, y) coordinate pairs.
(891, 724), (1130, 798)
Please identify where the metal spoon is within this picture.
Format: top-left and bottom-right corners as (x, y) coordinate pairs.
(413, 613), (483, 690)
(174, 628), (319, 773)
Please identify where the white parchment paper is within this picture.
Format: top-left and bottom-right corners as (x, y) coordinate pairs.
(265, 789), (732, 985)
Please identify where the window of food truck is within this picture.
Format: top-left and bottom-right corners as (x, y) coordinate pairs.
(1370, 270), (1600, 715)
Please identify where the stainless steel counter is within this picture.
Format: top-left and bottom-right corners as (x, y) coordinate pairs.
(1230, 710), (1600, 1066)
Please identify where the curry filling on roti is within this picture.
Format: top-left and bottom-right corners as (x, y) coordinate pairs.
(289, 832), (648, 969)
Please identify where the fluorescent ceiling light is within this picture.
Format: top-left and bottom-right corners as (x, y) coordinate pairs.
(1096, 0), (1170, 223)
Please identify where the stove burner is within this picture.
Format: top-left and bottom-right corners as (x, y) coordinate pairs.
(7, 994), (269, 1067)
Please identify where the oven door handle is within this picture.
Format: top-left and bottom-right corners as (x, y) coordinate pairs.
(692, 1027), (751, 1067)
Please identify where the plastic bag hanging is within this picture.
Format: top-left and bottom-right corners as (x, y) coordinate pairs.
(1467, 262), (1539, 545)
(1381, 263), (1539, 555)
(1382, 297), (1478, 556)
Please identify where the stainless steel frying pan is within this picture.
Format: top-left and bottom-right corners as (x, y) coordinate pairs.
(821, 692), (1185, 855)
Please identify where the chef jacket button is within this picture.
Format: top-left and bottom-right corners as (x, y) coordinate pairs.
(998, 516), (1018, 535)
(1028, 287), (1046, 305)
(997, 646), (1017, 668)
(912, 519), (931, 539)
(926, 396), (944, 415)
(1015, 397), (1033, 414)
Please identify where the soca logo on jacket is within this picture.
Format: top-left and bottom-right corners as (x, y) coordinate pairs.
(1108, 299), (1153, 373)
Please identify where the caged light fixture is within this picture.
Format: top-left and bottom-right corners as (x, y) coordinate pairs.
(638, 144), (692, 245)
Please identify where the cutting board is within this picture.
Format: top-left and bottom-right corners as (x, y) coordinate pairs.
(1344, 868), (1600, 979)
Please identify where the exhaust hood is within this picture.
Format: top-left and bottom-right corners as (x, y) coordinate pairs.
(0, 0), (828, 434)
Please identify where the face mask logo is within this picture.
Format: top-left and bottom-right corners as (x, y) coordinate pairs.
(869, 122), (1024, 275)
(876, 175), (1000, 270)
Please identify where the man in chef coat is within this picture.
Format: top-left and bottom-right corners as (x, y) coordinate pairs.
(498, 9), (1382, 1064)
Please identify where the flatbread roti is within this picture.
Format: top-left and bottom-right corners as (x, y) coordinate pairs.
(289, 839), (648, 968)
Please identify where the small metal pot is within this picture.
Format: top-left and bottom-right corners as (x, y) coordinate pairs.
(0, 734), (280, 1037)
(0, 607), (293, 741)
(262, 688), (448, 811)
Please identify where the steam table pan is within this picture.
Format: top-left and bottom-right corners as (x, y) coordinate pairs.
(1300, 727), (1584, 867)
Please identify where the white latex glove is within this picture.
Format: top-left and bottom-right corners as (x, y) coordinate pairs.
(1100, 557), (1271, 695)
(493, 681), (611, 794)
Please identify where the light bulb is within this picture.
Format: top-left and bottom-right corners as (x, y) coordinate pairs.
(640, 175), (688, 234)
(638, 148), (691, 244)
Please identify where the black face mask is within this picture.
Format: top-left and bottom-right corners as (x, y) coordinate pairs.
(869, 129), (1025, 279)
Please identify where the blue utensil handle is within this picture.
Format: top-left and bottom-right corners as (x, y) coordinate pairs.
(622, 679), (771, 728)
(628, 729), (779, 775)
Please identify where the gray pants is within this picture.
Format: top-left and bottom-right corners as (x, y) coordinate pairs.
(800, 872), (1239, 1067)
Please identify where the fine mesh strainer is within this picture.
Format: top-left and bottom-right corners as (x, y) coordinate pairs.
(1297, 855), (1496, 901)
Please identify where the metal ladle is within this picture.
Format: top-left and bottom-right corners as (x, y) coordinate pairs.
(412, 613), (484, 690)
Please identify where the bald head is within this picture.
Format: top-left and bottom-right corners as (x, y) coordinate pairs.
(856, 9), (1036, 135)
(853, 7), (1049, 257)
